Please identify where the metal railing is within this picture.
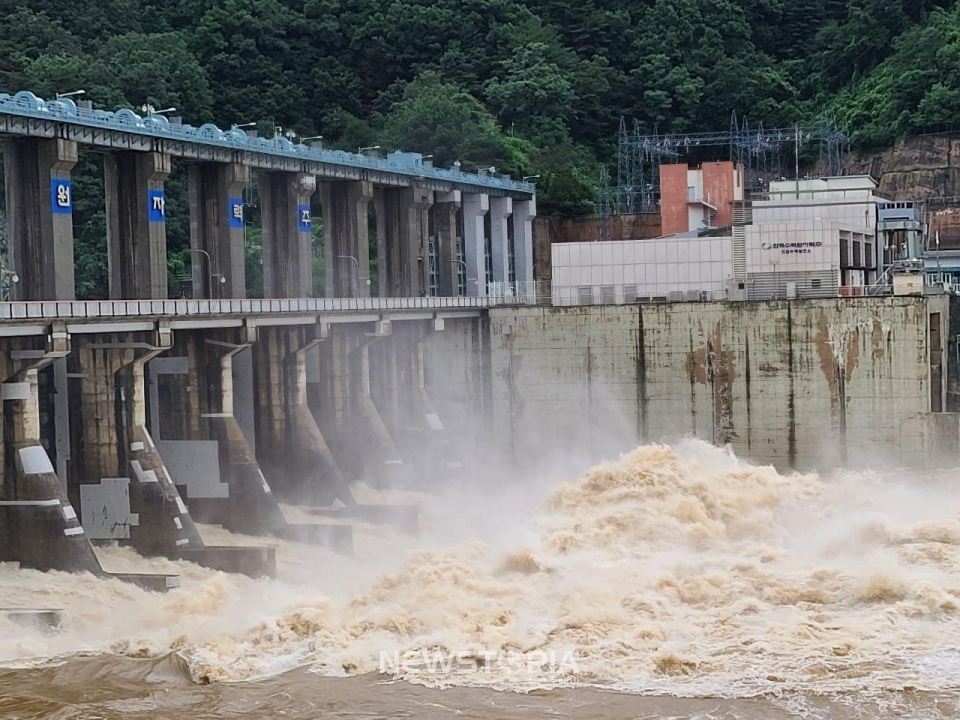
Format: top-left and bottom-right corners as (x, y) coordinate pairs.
(0, 91), (534, 196)
(486, 281), (552, 305)
(0, 296), (495, 321)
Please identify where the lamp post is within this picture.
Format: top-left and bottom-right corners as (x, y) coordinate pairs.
(188, 249), (226, 297)
(523, 175), (541, 181)
(141, 105), (176, 116)
(0, 267), (19, 301)
(358, 145), (381, 155)
(338, 255), (370, 296)
(455, 259), (478, 295)
(56, 90), (85, 100)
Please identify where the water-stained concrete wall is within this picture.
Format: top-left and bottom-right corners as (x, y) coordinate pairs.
(485, 297), (949, 470)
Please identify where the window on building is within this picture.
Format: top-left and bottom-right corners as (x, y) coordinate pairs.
(623, 285), (638, 303)
(853, 240), (861, 267)
(601, 285), (616, 304)
(687, 186), (696, 200)
(578, 286), (593, 305)
(865, 242), (873, 269)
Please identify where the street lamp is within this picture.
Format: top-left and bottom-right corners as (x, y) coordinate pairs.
(141, 104), (176, 116)
(338, 255), (371, 296)
(188, 249), (227, 296)
(358, 145), (381, 155)
(233, 122), (256, 130)
(301, 135), (323, 142)
(523, 175), (541, 181)
(56, 90), (85, 100)
(479, 166), (496, 175)
(455, 260), (479, 290)
(0, 268), (19, 301)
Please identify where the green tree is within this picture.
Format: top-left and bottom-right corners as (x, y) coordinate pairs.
(380, 72), (511, 170)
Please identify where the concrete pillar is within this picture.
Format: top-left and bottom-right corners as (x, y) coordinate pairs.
(188, 162), (249, 298)
(319, 180), (373, 298)
(513, 198), (537, 285)
(104, 151), (172, 299)
(3, 138), (78, 300)
(433, 191), (461, 296)
(490, 196), (512, 284)
(462, 193), (488, 296)
(259, 171), (316, 298)
(374, 187), (433, 297)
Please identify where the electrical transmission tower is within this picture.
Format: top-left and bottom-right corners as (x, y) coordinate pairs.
(610, 113), (850, 214)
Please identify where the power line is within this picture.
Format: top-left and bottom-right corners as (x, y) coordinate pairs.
(610, 112), (850, 214)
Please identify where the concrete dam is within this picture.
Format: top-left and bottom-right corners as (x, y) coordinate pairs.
(0, 294), (950, 588)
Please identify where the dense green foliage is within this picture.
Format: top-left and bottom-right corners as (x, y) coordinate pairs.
(0, 0), (958, 293)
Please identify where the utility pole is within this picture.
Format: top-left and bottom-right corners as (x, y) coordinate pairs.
(795, 124), (800, 199)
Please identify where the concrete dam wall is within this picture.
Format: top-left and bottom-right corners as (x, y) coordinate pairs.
(423, 297), (951, 471)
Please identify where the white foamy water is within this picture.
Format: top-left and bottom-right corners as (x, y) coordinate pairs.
(3, 440), (960, 701)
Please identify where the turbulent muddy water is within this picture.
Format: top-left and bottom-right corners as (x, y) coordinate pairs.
(3, 441), (960, 719)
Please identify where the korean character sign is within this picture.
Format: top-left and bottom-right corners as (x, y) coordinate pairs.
(229, 198), (244, 229)
(51, 179), (72, 215)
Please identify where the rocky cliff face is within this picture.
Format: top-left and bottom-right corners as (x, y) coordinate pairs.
(848, 134), (960, 201)
(848, 134), (960, 249)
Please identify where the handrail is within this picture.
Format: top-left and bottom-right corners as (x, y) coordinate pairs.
(0, 295), (508, 320)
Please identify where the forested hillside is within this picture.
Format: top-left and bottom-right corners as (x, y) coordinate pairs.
(1, 0), (958, 294)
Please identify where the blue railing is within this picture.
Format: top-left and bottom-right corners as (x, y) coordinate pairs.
(0, 91), (535, 196)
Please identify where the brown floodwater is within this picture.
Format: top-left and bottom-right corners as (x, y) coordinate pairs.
(4, 441), (960, 719)
(3, 657), (959, 720)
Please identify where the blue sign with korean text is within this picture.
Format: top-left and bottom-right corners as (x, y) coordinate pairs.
(228, 197), (244, 229)
(148, 190), (166, 223)
(298, 204), (311, 233)
(51, 179), (72, 215)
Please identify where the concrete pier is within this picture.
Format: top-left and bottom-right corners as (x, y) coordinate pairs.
(259, 172), (315, 298)
(321, 180), (373, 298)
(1, 353), (178, 591)
(69, 329), (275, 578)
(2, 138), (78, 301)
(375, 187), (433, 297)
(104, 151), (172, 300)
(489, 197), (512, 283)
(188, 162), (249, 298)
(432, 191), (461, 297)
(513, 198), (536, 285)
(462, 193), (489, 296)
(143, 324), (351, 554)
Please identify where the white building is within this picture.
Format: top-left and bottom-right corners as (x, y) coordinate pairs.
(742, 176), (881, 299)
(551, 175), (884, 305)
(551, 233), (733, 305)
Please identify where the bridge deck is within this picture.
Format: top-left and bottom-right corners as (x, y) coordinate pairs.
(0, 297), (492, 335)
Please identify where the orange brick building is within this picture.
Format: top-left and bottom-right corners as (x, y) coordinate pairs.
(659, 161), (744, 235)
